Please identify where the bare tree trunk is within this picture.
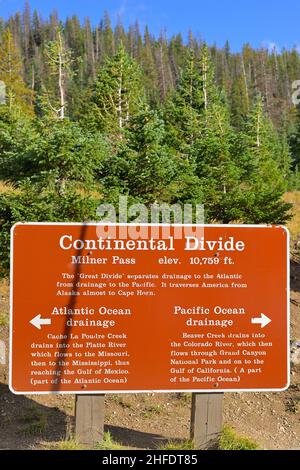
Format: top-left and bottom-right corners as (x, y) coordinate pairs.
(31, 64), (35, 91)
(30, 64), (35, 106)
(58, 53), (65, 119)
(159, 42), (166, 98)
(202, 54), (208, 111)
(241, 55), (249, 111)
(95, 28), (100, 61)
(253, 61), (258, 96)
(91, 44), (96, 79)
(256, 112), (261, 148)
(118, 84), (122, 129)
(57, 31), (65, 119)
(7, 33), (13, 112)
(261, 53), (270, 116)
(125, 98), (129, 124)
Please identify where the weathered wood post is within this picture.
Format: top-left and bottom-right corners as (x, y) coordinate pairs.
(190, 393), (224, 449)
(75, 395), (105, 447)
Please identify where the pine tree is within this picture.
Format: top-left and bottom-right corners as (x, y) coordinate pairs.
(238, 96), (292, 223)
(199, 44), (219, 115)
(125, 107), (183, 202)
(230, 74), (249, 128)
(32, 9), (43, 47)
(87, 44), (145, 136)
(0, 109), (37, 180)
(22, 1), (31, 72)
(99, 106), (202, 205)
(115, 18), (127, 49)
(140, 26), (159, 104)
(102, 11), (115, 56)
(43, 28), (74, 119)
(83, 18), (95, 81)
(165, 46), (220, 149)
(168, 33), (185, 81)
(32, 119), (107, 189)
(0, 28), (33, 115)
(193, 92), (244, 223)
(164, 49), (205, 154)
(156, 32), (172, 99)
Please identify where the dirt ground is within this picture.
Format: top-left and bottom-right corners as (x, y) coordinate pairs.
(0, 248), (299, 450)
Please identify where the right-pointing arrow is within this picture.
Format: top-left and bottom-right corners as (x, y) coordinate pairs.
(251, 313), (271, 329)
(30, 314), (52, 330)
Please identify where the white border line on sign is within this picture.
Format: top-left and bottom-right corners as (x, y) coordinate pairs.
(9, 223), (290, 395)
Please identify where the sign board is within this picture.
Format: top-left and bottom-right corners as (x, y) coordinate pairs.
(10, 223), (289, 394)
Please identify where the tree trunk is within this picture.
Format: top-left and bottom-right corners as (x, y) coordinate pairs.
(256, 112), (261, 148)
(159, 42), (167, 99)
(57, 32), (65, 119)
(202, 54), (208, 111)
(241, 55), (249, 111)
(118, 79), (123, 129)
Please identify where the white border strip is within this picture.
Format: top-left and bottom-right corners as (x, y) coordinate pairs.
(9, 223), (290, 395)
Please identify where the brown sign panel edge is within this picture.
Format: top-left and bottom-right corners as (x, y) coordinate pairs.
(9, 222), (291, 395)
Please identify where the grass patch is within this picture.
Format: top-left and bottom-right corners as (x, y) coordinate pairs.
(95, 431), (125, 450)
(176, 393), (192, 404)
(219, 425), (260, 450)
(55, 432), (125, 451)
(159, 427), (259, 451)
(20, 405), (47, 436)
(159, 439), (194, 450)
(142, 404), (164, 418)
(0, 312), (9, 326)
(57, 439), (84, 450)
(0, 181), (19, 194)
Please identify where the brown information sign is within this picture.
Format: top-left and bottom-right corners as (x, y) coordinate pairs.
(10, 223), (289, 394)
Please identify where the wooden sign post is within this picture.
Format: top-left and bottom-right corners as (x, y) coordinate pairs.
(75, 394), (105, 446)
(190, 393), (224, 449)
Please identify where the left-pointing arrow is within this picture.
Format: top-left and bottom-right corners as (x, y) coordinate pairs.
(30, 314), (52, 330)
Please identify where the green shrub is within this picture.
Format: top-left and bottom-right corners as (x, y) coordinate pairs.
(57, 439), (84, 450)
(0, 179), (102, 277)
(159, 439), (194, 450)
(0, 312), (8, 326)
(95, 431), (124, 450)
(219, 425), (260, 450)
